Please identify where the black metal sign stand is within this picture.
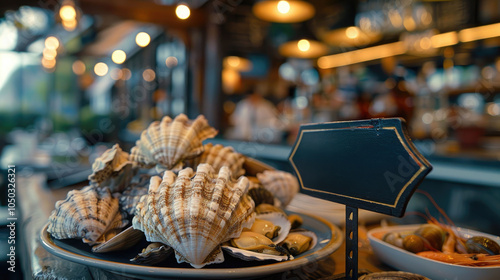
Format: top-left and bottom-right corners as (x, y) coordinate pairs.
(345, 206), (358, 280)
(288, 118), (433, 279)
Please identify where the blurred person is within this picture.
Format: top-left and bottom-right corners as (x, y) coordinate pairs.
(228, 84), (284, 143)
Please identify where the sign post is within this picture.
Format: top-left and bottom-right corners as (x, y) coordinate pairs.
(289, 118), (432, 279)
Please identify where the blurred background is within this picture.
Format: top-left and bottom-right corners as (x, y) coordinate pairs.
(0, 0), (500, 232)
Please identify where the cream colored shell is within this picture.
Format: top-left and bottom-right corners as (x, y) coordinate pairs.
(88, 144), (135, 193)
(257, 170), (299, 207)
(185, 143), (245, 178)
(132, 163), (255, 268)
(129, 114), (217, 171)
(47, 185), (128, 245)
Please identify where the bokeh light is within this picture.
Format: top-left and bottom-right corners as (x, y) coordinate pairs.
(297, 39), (310, 52)
(175, 4), (190, 20)
(94, 62), (109, 76)
(111, 50), (126, 64)
(277, 1), (290, 14)
(72, 60), (86, 75)
(143, 69), (156, 82)
(136, 32), (151, 47)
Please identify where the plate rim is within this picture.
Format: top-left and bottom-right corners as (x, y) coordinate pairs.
(40, 212), (343, 279)
(367, 224), (500, 270)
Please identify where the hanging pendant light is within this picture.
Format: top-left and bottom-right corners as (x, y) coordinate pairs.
(253, 0), (315, 23)
(321, 26), (382, 47)
(279, 39), (328, 59)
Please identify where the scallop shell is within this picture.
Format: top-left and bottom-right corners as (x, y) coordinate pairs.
(130, 242), (174, 265)
(132, 163), (255, 268)
(185, 143), (245, 178)
(119, 174), (151, 216)
(257, 170), (299, 207)
(88, 144), (136, 193)
(92, 226), (144, 253)
(47, 186), (128, 245)
(129, 114), (218, 170)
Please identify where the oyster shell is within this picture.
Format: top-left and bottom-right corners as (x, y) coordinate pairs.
(185, 143), (245, 178)
(119, 174), (151, 216)
(92, 226), (144, 253)
(132, 163), (255, 268)
(131, 242), (174, 265)
(257, 170), (299, 207)
(223, 231), (292, 262)
(129, 114), (217, 171)
(279, 229), (318, 256)
(88, 144), (136, 193)
(251, 212), (291, 244)
(47, 186), (128, 245)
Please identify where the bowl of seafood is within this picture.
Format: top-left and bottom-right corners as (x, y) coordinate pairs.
(40, 114), (343, 279)
(368, 224), (500, 280)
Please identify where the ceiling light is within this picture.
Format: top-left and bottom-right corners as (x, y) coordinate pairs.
(223, 56), (252, 71)
(45, 36), (60, 50)
(321, 27), (381, 47)
(176, 4), (190, 20)
(94, 62), (108, 76)
(72, 60), (86, 75)
(253, 0), (315, 23)
(136, 32), (151, 47)
(317, 42), (407, 69)
(111, 50), (126, 64)
(279, 39), (328, 59)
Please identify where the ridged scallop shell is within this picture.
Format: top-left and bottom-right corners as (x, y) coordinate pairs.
(47, 186), (128, 245)
(257, 170), (299, 207)
(88, 144), (135, 193)
(129, 114), (217, 170)
(132, 163), (255, 268)
(130, 242), (174, 265)
(185, 143), (245, 178)
(119, 174), (151, 216)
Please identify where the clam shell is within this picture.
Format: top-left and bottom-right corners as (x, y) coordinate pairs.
(221, 245), (292, 262)
(130, 242), (174, 265)
(280, 229), (318, 255)
(257, 170), (299, 207)
(253, 212), (291, 245)
(185, 143), (245, 178)
(132, 163), (255, 268)
(47, 186), (128, 245)
(92, 226), (144, 253)
(129, 114), (218, 170)
(88, 144), (136, 193)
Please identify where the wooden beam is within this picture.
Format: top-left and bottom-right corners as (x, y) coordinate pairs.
(79, 0), (207, 28)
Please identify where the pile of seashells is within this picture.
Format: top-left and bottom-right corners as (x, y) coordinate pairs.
(47, 114), (317, 268)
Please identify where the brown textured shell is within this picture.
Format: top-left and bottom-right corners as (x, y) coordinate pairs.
(47, 185), (128, 245)
(132, 163), (255, 268)
(128, 114), (217, 170)
(185, 143), (245, 178)
(257, 170), (299, 207)
(88, 144), (135, 193)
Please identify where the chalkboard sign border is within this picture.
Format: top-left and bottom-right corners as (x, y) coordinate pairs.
(288, 118), (432, 217)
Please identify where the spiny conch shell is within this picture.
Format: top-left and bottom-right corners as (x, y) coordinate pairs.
(47, 186), (128, 245)
(132, 163), (255, 268)
(119, 174), (151, 216)
(185, 143), (245, 178)
(128, 114), (218, 171)
(130, 242), (174, 265)
(92, 226), (144, 253)
(88, 144), (136, 193)
(257, 170), (299, 207)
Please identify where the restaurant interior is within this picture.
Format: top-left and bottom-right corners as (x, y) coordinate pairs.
(1, 0), (500, 278)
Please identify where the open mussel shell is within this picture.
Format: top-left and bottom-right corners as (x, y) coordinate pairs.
(465, 236), (500, 255)
(358, 271), (430, 280)
(252, 212), (291, 245)
(130, 242), (174, 265)
(279, 229), (318, 256)
(92, 226), (144, 253)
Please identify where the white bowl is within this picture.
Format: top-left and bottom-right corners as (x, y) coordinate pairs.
(368, 224), (500, 280)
